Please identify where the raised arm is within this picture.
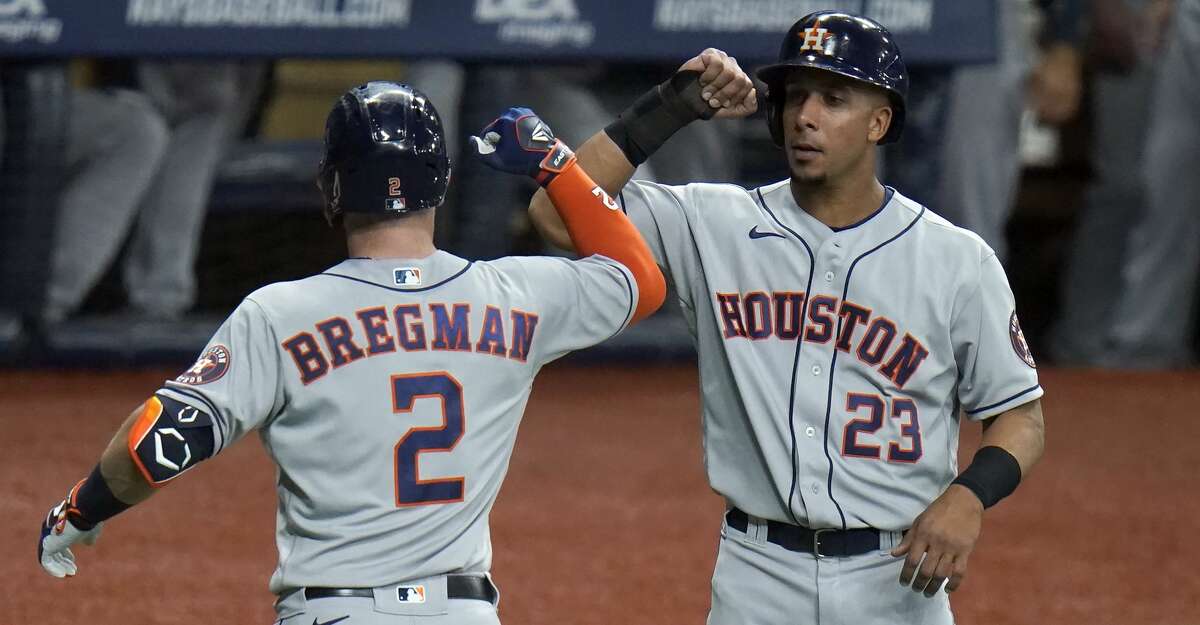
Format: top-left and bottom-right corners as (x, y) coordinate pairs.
(471, 107), (666, 323)
(529, 48), (758, 251)
(529, 132), (634, 252)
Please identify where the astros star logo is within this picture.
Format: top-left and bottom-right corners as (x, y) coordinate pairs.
(798, 23), (834, 54)
(176, 344), (231, 385)
(186, 356), (216, 377)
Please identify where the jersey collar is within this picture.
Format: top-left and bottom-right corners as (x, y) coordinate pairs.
(760, 181), (916, 254)
(323, 251), (473, 292)
(830, 186), (895, 232)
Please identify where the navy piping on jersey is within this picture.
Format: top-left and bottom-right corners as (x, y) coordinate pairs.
(828, 187), (896, 232)
(320, 261), (474, 293)
(820, 202), (926, 530)
(591, 257), (637, 339)
(965, 384), (1042, 415)
(755, 187), (816, 527)
(167, 386), (227, 445)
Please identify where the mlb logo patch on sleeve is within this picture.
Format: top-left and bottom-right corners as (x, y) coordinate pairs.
(394, 267), (422, 286)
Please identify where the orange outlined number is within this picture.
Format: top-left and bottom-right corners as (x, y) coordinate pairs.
(841, 393), (884, 458)
(887, 398), (922, 463)
(388, 177), (403, 196)
(391, 371), (466, 506)
(840, 392), (923, 463)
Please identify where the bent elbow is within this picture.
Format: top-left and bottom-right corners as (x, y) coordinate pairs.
(630, 264), (667, 325)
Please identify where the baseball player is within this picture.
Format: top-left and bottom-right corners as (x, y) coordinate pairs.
(528, 13), (1047, 625)
(36, 83), (666, 625)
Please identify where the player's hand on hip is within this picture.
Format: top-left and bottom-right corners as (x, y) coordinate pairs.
(469, 107), (576, 186)
(677, 48), (757, 118)
(891, 484), (982, 597)
(38, 498), (103, 578)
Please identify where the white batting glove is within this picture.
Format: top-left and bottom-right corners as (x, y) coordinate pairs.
(38, 499), (103, 578)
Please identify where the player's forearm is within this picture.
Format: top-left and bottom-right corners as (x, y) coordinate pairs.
(543, 158), (665, 322)
(979, 398), (1045, 478)
(98, 407), (157, 506)
(949, 399), (1044, 510)
(43, 404), (155, 538)
(530, 130), (635, 252)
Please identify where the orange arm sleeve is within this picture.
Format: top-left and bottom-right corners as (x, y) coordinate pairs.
(544, 161), (666, 324)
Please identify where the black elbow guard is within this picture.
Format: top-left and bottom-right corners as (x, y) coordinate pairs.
(127, 394), (216, 486)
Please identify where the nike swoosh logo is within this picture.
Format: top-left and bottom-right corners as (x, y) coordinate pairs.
(312, 616), (350, 625)
(748, 226), (785, 240)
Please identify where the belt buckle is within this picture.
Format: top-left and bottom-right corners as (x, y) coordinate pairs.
(812, 528), (835, 558)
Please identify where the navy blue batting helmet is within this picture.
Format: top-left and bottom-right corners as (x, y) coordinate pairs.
(756, 12), (908, 145)
(318, 81), (451, 223)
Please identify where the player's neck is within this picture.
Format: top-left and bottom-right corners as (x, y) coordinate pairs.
(790, 174), (886, 230)
(344, 214), (437, 260)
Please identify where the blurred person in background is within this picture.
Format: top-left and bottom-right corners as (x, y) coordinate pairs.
(1050, 0), (1171, 365)
(43, 61), (267, 325)
(42, 82), (169, 325)
(121, 60), (268, 320)
(1095, 0), (1200, 367)
(935, 0), (1084, 262)
(1, 61), (71, 356)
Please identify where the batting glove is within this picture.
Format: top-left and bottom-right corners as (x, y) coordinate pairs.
(39, 498), (103, 578)
(469, 107), (577, 186)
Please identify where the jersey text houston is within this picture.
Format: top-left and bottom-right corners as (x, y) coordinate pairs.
(715, 291), (929, 388)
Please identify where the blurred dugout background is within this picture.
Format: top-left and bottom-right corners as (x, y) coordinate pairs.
(1, 0), (1197, 370)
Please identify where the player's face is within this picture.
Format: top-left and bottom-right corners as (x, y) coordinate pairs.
(780, 70), (893, 185)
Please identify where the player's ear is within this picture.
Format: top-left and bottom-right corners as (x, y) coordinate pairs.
(867, 104), (892, 144)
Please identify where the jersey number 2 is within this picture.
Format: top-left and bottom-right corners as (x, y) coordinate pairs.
(391, 372), (465, 507)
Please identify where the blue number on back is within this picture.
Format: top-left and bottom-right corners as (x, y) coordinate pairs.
(391, 372), (466, 507)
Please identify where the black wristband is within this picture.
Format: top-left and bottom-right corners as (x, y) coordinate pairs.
(604, 70), (715, 166)
(71, 464), (131, 529)
(951, 446), (1022, 509)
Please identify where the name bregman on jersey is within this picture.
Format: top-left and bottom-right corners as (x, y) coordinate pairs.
(715, 291), (929, 388)
(281, 303), (539, 385)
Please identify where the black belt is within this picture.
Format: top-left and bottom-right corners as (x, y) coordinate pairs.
(725, 508), (883, 558)
(304, 575), (496, 603)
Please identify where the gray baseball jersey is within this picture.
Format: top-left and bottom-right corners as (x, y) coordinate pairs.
(153, 251), (637, 595)
(619, 179), (1041, 531)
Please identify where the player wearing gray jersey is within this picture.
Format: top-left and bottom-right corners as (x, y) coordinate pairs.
(529, 13), (1047, 625)
(37, 85), (666, 625)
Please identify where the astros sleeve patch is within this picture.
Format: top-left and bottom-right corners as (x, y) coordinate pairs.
(127, 394), (216, 487)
